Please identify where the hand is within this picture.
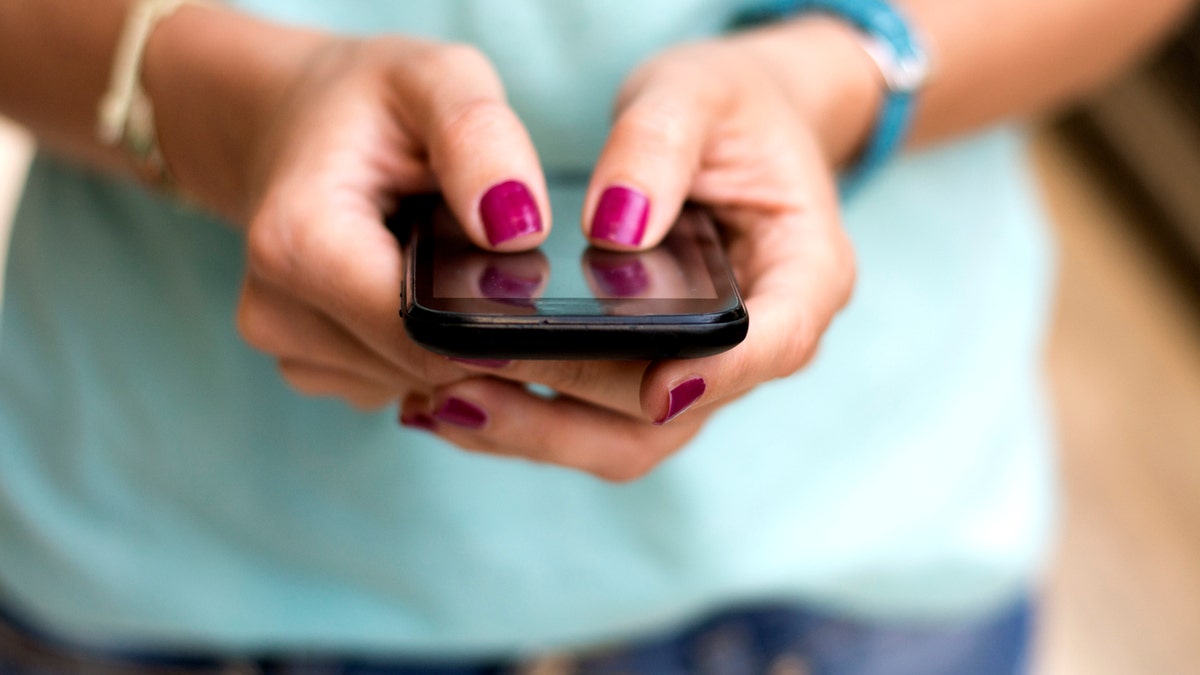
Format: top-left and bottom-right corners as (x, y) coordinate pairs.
(149, 13), (562, 410)
(400, 20), (880, 480)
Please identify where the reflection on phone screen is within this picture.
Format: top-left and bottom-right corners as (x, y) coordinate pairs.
(430, 205), (720, 304)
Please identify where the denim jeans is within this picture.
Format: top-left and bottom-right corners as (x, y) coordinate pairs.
(0, 599), (1031, 675)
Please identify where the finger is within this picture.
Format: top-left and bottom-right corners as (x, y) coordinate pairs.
(453, 359), (649, 420)
(584, 60), (729, 250)
(396, 43), (550, 251)
(279, 360), (403, 411)
(643, 207), (855, 426)
(239, 272), (466, 390)
(403, 378), (707, 482)
(246, 197), (470, 389)
(239, 275), (432, 389)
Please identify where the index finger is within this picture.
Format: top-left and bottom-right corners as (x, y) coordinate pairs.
(584, 58), (730, 250)
(390, 41), (551, 251)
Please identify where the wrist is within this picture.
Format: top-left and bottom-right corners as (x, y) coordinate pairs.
(141, 4), (327, 222)
(733, 16), (885, 169)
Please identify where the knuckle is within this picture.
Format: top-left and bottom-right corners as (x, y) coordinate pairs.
(378, 39), (462, 71)
(780, 315), (821, 375)
(614, 61), (663, 109)
(613, 107), (690, 157)
(236, 287), (279, 353)
(538, 361), (604, 399)
(543, 362), (587, 393)
(431, 42), (495, 77)
(422, 367), (466, 389)
(435, 98), (515, 156)
(594, 434), (663, 484)
(405, 349), (466, 388)
(278, 362), (323, 396)
(596, 454), (658, 484)
(279, 362), (391, 410)
(245, 210), (297, 285)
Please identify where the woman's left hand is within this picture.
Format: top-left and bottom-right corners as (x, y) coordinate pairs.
(400, 20), (880, 481)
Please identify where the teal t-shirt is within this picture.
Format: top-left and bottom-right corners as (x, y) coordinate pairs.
(0, 0), (1055, 658)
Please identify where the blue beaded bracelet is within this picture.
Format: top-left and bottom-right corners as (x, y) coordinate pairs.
(741, 0), (931, 194)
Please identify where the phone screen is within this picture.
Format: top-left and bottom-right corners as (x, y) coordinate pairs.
(399, 185), (747, 360)
(414, 187), (732, 315)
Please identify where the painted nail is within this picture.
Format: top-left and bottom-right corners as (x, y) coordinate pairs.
(592, 186), (650, 247)
(655, 377), (706, 425)
(588, 258), (650, 298)
(480, 180), (542, 246)
(400, 411), (438, 432)
(450, 358), (513, 369)
(434, 397), (489, 430)
(478, 264), (542, 300)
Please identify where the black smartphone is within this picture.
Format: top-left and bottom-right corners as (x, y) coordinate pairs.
(397, 188), (748, 360)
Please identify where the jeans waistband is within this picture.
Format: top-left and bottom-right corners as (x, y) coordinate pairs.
(0, 598), (1032, 675)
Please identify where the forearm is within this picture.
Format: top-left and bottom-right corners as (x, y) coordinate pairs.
(141, 5), (325, 220)
(0, 1), (321, 220)
(0, 1), (133, 174)
(741, 0), (1197, 166)
(903, 0), (1197, 144)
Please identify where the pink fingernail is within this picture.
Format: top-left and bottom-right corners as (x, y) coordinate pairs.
(434, 397), (489, 430)
(480, 180), (542, 246)
(592, 186), (649, 247)
(655, 377), (706, 425)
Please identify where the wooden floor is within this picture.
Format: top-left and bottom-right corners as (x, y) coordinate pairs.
(0, 119), (1197, 673)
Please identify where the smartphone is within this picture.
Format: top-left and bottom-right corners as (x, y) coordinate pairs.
(396, 188), (748, 360)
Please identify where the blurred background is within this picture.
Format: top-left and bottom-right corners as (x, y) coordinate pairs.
(0, 23), (1198, 675)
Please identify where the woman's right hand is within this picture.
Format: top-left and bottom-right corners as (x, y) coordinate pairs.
(145, 8), (552, 409)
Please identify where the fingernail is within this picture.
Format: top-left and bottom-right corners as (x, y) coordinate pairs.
(588, 258), (650, 298)
(450, 358), (513, 369)
(400, 411), (438, 432)
(434, 397), (489, 430)
(592, 186), (650, 247)
(655, 377), (706, 425)
(480, 180), (542, 246)
(478, 264), (542, 300)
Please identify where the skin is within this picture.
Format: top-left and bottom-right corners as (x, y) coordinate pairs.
(0, 0), (1194, 481)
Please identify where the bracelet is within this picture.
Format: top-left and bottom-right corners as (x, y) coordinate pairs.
(737, 0), (932, 194)
(97, 0), (203, 185)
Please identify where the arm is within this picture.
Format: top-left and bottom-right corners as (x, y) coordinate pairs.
(905, 0), (1195, 143)
(0, 0), (1190, 219)
(0, 1), (139, 175)
(402, 0), (1200, 478)
(744, 0), (1198, 168)
(0, 1), (321, 221)
(0, 0), (555, 412)
(0, 0), (1193, 477)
